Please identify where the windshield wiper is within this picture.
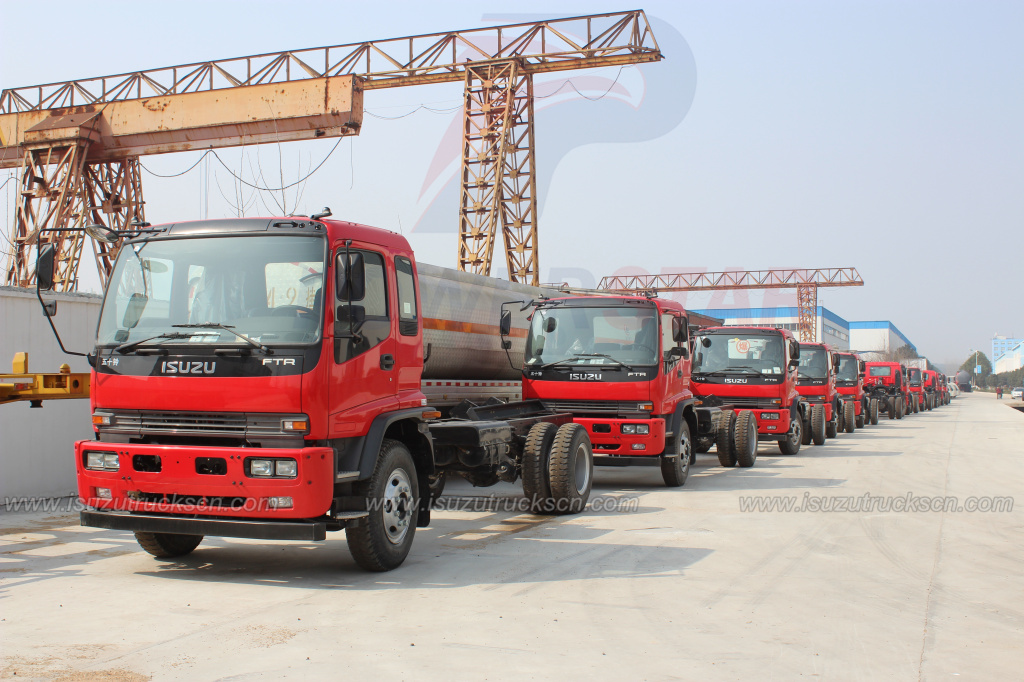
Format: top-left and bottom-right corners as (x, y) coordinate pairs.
(115, 331), (196, 354)
(571, 353), (634, 371)
(172, 323), (273, 355)
(701, 367), (764, 377)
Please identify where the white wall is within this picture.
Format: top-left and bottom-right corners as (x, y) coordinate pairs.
(1, 286), (101, 502)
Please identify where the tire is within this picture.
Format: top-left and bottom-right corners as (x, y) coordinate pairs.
(345, 439), (418, 572)
(547, 423), (593, 514)
(801, 415), (813, 445)
(661, 420), (692, 487)
(811, 403), (826, 446)
(694, 436), (714, 454)
(869, 398), (879, 425)
(855, 414), (865, 429)
(716, 411), (738, 467)
(778, 416), (802, 455)
(825, 407), (838, 439)
(844, 400), (856, 433)
(521, 422), (557, 513)
(734, 410), (758, 468)
(888, 397), (896, 419)
(896, 397), (904, 419)
(134, 532), (203, 558)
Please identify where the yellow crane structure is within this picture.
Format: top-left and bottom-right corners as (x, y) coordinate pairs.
(0, 352), (89, 407)
(598, 267), (865, 342)
(1, 10), (662, 290)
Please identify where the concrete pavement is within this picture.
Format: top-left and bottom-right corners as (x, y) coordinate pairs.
(1, 393), (1021, 680)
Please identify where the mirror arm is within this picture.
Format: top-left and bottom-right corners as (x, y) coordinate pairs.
(343, 239), (362, 344)
(35, 286), (87, 358)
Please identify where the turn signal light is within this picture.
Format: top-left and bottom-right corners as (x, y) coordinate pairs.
(282, 420), (308, 431)
(639, 402), (654, 411)
(422, 410), (442, 420)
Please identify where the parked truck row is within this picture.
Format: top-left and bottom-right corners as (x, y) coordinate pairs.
(30, 214), (952, 571)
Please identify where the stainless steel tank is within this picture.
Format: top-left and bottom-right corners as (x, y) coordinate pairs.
(417, 263), (558, 380)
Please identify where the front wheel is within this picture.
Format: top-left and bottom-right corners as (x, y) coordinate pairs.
(134, 532), (203, 558)
(661, 420), (692, 487)
(778, 417), (802, 455)
(346, 439), (419, 572)
(811, 403), (826, 445)
(844, 400), (856, 433)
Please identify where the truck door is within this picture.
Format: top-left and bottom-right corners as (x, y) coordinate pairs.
(328, 247), (397, 431)
(661, 312), (689, 398)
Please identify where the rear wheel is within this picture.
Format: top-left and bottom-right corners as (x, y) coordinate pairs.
(134, 532), (203, 558)
(521, 422), (558, 513)
(716, 411), (738, 467)
(888, 397), (896, 419)
(869, 398), (879, 425)
(778, 416), (802, 455)
(811, 403), (826, 445)
(694, 436), (713, 454)
(345, 439), (418, 572)
(801, 414), (812, 445)
(661, 421), (692, 487)
(896, 397), (905, 419)
(734, 410), (758, 468)
(547, 423), (593, 514)
(825, 406), (838, 439)
(844, 400), (856, 433)
(427, 470), (447, 503)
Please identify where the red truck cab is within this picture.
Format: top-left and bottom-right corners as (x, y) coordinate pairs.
(518, 295), (696, 487)
(835, 351), (871, 429)
(907, 367), (925, 413)
(796, 342), (842, 445)
(689, 326), (805, 461)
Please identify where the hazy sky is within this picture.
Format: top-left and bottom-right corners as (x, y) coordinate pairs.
(1, 0), (1021, 369)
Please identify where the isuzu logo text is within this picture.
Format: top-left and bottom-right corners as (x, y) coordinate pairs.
(161, 361), (216, 375)
(724, 378), (747, 384)
(569, 373), (603, 381)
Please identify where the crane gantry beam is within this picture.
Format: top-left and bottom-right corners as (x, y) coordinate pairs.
(1, 10), (662, 290)
(598, 268), (865, 342)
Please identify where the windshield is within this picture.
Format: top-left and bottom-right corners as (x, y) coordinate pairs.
(908, 368), (922, 382)
(524, 304), (658, 367)
(798, 347), (828, 379)
(869, 365), (892, 377)
(97, 235), (326, 348)
(837, 355), (859, 382)
(693, 333), (785, 375)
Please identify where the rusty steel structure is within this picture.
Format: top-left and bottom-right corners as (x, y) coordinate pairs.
(1, 10), (662, 290)
(598, 268), (865, 342)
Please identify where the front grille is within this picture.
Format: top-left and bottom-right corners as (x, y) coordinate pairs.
(96, 409), (306, 443)
(541, 399), (650, 416)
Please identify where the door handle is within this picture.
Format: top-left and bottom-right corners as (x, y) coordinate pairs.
(380, 354), (395, 371)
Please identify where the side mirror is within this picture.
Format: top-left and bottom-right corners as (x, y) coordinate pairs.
(832, 355), (841, 372)
(336, 251), (365, 301)
(700, 337), (712, 348)
(499, 309), (512, 337)
(544, 316), (557, 333)
(672, 317), (687, 343)
(36, 244), (56, 291)
(335, 304), (366, 338)
(122, 292), (149, 329)
(667, 346), (687, 359)
(790, 341), (800, 360)
(858, 360), (866, 373)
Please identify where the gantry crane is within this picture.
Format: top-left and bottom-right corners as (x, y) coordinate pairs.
(0, 10), (662, 290)
(598, 268), (865, 341)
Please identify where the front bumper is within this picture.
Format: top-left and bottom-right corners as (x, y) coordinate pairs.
(75, 441), (335, 519)
(81, 510), (327, 541)
(573, 417), (666, 456)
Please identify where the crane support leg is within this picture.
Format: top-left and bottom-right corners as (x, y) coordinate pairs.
(457, 61), (539, 285)
(797, 283), (817, 342)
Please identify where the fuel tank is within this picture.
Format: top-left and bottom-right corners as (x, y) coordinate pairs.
(417, 263), (559, 380)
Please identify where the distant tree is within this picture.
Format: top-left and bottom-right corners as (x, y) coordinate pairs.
(960, 352), (992, 382)
(894, 344), (919, 361)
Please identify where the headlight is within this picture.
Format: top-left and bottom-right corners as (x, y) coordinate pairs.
(250, 459), (274, 477)
(275, 460), (297, 478)
(621, 424), (637, 434)
(762, 412), (780, 420)
(85, 451), (119, 471)
(636, 424), (649, 434)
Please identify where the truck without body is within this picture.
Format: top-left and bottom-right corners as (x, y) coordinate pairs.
(513, 295), (699, 490)
(863, 361), (907, 419)
(907, 367), (925, 413)
(835, 351), (874, 429)
(689, 326), (805, 463)
(796, 342), (843, 445)
(36, 216), (598, 571)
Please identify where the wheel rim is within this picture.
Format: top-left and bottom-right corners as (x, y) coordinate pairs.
(680, 430), (692, 470)
(573, 442), (591, 495)
(382, 467), (414, 545)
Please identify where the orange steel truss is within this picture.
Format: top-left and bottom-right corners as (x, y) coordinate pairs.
(598, 268), (865, 342)
(1, 10), (662, 289)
